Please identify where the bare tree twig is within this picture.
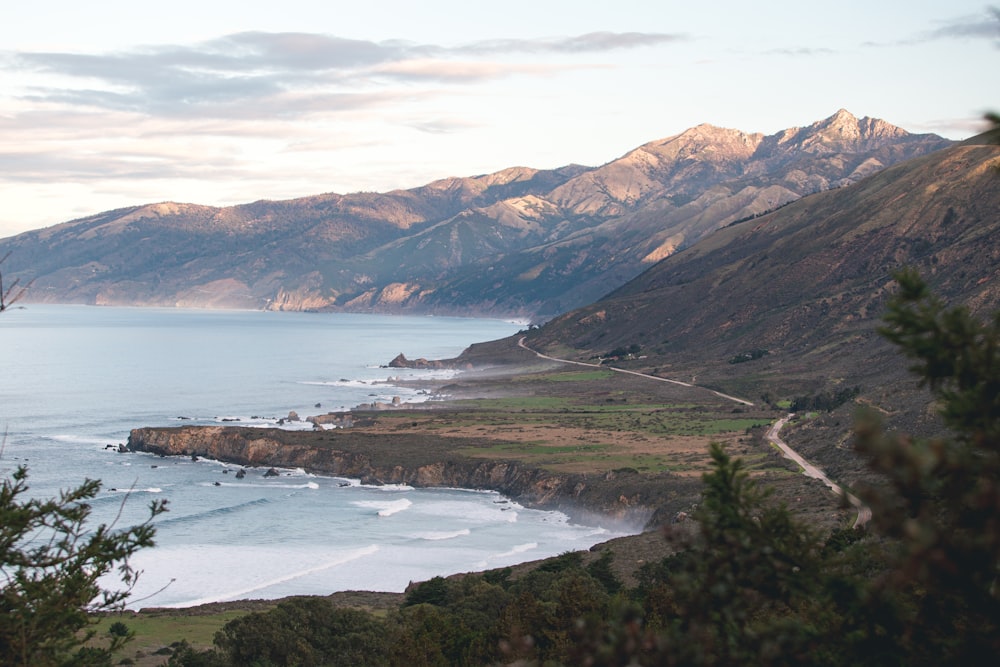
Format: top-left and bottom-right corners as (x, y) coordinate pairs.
(0, 252), (32, 312)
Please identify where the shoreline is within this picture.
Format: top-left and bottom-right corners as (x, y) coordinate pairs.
(126, 424), (680, 530)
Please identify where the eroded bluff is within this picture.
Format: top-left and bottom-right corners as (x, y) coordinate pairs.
(127, 426), (697, 528)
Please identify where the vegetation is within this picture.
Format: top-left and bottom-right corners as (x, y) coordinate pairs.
(788, 385), (860, 412)
(165, 270), (1000, 665)
(0, 253), (30, 313)
(0, 467), (167, 666)
(727, 348), (770, 364)
(1, 263), (166, 666)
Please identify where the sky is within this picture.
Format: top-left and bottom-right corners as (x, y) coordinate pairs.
(0, 1), (997, 238)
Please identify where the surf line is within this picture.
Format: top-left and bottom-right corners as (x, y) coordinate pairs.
(174, 544), (381, 608)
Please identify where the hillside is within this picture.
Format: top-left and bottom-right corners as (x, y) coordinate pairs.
(0, 110), (949, 317)
(521, 134), (1000, 486)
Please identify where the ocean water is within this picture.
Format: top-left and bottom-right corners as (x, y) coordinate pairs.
(0, 305), (630, 609)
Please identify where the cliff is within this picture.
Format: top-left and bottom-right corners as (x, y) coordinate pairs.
(127, 425), (697, 528)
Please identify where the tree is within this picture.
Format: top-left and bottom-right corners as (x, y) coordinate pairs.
(851, 268), (1000, 664)
(1, 266), (166, 665)
(0, 466), (166, 666)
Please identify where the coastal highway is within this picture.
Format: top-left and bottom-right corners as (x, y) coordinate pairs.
(517, 337), (872, 529)
(516, 337), (753, 406)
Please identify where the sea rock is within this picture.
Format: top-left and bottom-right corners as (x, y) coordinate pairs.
(307, 412), (354, 428)
(387, 353), (447, 369)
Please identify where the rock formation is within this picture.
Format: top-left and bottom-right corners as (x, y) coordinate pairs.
(126, 425), (696, 527)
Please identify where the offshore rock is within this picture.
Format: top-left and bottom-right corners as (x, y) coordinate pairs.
(387, 353), (445, 369)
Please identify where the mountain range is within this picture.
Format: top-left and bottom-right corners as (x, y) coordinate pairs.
(0, 110), (951, 318)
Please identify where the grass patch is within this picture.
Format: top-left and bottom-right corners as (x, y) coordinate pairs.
(456, 396), (572, 411)
(93, 609), (255, 661)
(541, 369), (616, 382)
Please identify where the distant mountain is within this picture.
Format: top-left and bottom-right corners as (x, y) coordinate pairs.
(0, 110), (951, 317)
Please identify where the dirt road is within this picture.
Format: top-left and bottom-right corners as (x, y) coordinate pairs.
(517, 337), (871, 528)
(767, 415), (871, 528)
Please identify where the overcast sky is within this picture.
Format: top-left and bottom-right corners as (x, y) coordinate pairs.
(0, 0), (997, 237)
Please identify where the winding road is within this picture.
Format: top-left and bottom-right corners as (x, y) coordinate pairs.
(517, 337), (872, 528)
(767, 415), (871, 528)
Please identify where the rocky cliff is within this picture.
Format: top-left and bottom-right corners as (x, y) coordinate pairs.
(127, 425), (694, 527)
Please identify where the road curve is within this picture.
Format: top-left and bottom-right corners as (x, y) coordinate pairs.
(516, 338), (871, 528)
(767, 415), (872, 528)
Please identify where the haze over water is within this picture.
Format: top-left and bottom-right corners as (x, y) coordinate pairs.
(0, 305), (631, 608)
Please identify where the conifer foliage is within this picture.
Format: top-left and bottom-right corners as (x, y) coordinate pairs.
(0, 466), (166, 666)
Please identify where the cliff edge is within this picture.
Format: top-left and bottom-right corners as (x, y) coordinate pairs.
(127, 425), (699, 528)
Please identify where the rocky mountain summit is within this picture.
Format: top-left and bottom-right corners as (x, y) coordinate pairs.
(1, 110), (951, 318)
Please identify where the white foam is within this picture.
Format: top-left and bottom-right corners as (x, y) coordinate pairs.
(499, 542), (538, 558)
(474, 542), (539, 569)
(367, 483), (415, 491)
(50, 434), (120, 446)
(353, 498), (413, 517)
(299, 379), (370, 388)
(204, 481), (319, 490)
(419, 499), (519, 523)
(170, 544), (380, 608)
(104, 486), (163, 495)
(413, 528), (471, 541)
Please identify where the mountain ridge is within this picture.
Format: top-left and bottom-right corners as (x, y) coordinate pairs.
(0, 110), (952, 316)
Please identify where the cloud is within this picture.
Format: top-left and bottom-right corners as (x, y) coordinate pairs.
(453, 31), (686, 55)
(6, 30), (683, 119)
(406, 118), (482, 135)
(922, 6), (1000, 41)
(761, 47), (836, 57)
(864, 7), (1000, 47)
(369, 59), (597, 83)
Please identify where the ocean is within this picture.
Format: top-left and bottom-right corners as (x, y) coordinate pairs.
(0, 305), (630, 609)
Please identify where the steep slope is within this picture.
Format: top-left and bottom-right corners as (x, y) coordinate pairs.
(527, 136), (1000, 401)
(0, 111), (950, 315)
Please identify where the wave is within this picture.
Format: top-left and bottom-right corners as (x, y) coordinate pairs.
(153, 496), (273, 528)
(299, 379), (371, 388)
(204, 481), (319, 490)
(352, 498), (412, 517)
(418, 499), (519, 524)
(412, 528), (471, 541)
(474, 542), (539, 569)
(102, 486), (163, 494)
(50, 433), (124, 447)
(88, 486), (166, 506)
(171, 544), (381, 608)
(498, 542), (538, 558)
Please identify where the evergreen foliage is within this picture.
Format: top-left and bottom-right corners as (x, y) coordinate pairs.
(788, 386), (860, 412)
(0, 467), (166, 666)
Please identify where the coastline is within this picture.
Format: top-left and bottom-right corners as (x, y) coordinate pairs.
(126, 424), (686, 530)
(126, 337), (704, 529)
